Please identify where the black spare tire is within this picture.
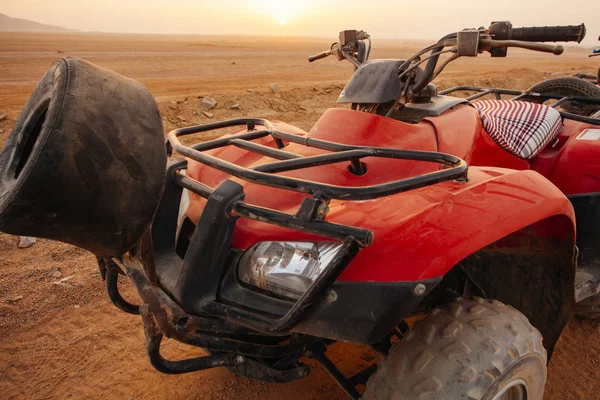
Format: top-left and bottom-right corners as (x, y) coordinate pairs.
(0, 58), (167, 257)
(524, 77), (600, 116)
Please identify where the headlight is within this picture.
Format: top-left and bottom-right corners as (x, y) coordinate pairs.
(238, 242), (343, 301)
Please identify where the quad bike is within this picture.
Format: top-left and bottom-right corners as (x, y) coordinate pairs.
(575, 35), (600, 84)
(593, 43), (600, 60)
(0, 21), (596, 399)
(525, 33), (600, 116)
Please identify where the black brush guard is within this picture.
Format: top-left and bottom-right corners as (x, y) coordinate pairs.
(105, 118), (467, 392)
(440, 86), (600, 125)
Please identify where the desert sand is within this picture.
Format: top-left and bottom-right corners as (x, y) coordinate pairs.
(0, 32), (599, 400)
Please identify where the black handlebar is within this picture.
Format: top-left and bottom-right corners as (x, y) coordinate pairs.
(510, 24), (586, 43)
(309, 22), (587, 102)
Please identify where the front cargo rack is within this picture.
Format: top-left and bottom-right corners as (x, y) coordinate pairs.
(148, 118), (467, 336)
(167, 118), (468, 200)
(166, 117), (468, 247)
(440, 86), (600, 126)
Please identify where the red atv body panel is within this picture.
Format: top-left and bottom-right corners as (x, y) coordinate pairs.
(468, 117), (600, 195)
(446, 103), (600, 195)
(187, 108), (575, 283)
(530, 120), (600, 195)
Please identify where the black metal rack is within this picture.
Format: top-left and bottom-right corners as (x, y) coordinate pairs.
(440, 86), (600, 126)
(167, 118), (468, 201)
(167, 117), (468, 247)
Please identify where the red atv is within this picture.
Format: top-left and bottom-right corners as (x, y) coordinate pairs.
(0, 22), (595, 399)
(574, 34), (600, 84)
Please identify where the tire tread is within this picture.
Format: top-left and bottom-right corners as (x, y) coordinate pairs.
(362, 298), (547, 400)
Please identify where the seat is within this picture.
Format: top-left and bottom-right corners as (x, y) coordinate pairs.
(472, 99), (563, 159)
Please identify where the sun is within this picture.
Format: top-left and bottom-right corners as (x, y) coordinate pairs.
(250, 0), (313, 25)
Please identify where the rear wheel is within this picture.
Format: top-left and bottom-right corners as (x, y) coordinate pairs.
(523, 77), (600, 116)
(363, 297), (547, 400)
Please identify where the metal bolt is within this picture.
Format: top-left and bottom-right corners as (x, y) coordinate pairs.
(413, 284), (427, 296)
(326, 290), (338, 303)
(235, 355), (245, 365)
(317, 203), (329, 218)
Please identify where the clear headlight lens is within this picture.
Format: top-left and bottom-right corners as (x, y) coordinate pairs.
(238, 242), (343, 301)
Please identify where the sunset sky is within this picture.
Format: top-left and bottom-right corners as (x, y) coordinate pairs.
(1, 0), (598, 45)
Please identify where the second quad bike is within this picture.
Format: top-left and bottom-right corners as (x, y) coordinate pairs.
(575, 34), (600, 84)
(524, 33), (600, 116)
(0, 21), (596, 399)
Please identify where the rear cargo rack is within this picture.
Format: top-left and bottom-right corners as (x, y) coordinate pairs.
(149, 118), (467, 336)
(440, 86), (600, 126)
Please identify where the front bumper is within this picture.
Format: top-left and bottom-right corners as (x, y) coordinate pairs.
(101, 161), (440, 378)
(101, 116), (463, 378)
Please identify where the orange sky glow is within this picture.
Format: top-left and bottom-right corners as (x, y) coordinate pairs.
(0, 0), (598, 45)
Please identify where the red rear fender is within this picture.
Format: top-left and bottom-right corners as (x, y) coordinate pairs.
(532, 120), (600, 195)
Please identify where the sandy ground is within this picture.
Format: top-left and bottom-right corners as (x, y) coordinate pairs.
(1, 32), (600, 400)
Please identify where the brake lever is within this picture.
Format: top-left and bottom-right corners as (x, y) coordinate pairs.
(356, 31), (371, 40)
(480, 39), (564, 55)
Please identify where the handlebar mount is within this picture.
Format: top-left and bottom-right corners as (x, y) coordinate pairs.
(308, 30), (371, 67)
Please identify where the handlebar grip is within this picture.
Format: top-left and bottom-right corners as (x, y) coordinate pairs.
(308, 51), (332, 62)
(510, 24), (586, 43)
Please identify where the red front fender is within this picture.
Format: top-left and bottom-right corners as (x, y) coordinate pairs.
(336, 167), (575, 281)
(226, 167), (575, 282)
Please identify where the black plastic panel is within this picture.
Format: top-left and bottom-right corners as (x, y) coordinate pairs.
(216, 255), (441, 344)
(568, 193), (600, 264)
(337, 60), (406, 104)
